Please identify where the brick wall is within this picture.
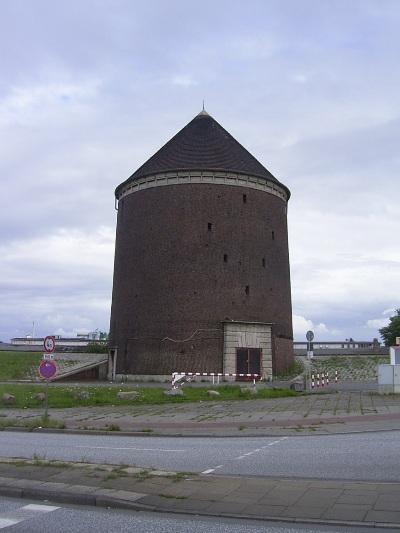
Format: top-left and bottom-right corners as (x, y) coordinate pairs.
(110, 181), (293, 375)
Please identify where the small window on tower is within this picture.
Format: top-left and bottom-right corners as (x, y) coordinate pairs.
(272, 231), (275, 240)
(223, 254), (228, 263)
(262, 258), (266, 268)
(208, 223), (212, 231)
(245, 285), (250, 295)
(243, 194), (247, 204)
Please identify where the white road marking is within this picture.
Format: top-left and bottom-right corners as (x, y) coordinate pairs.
(77, 446), (185, 452)
(204, 437), (289, 472)
(202, 465), (223, 474)
(0, 504), (60, 529)
(22, 504), (60, 512)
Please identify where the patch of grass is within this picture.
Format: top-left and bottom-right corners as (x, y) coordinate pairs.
(105, 466), (129, 480)
(273, 358), (304, 380)
(0, 351), (43, 380)
(104, 424), (121, 432)
(13, 456), (73, 469)
(171, 471), (192, 482)
(137, 469), (152, 482)
(0, 419), (19, 429)
(32, 453), (46, 465)
(0, 382), (297, 410)
(7, 459), (28, 467)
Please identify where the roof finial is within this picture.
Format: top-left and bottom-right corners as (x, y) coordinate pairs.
(196, 104), (209, 117)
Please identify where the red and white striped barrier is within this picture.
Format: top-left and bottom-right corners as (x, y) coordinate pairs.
(172, 372), (260, 389)
(311, 371), (338, 390)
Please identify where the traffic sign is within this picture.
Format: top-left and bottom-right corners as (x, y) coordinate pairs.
(39, 360), (57, 379)
(306, 330), (314, 342)
(43, 336), (55, 354)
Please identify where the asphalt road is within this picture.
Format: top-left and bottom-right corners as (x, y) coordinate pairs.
(1, 430), (399, 482)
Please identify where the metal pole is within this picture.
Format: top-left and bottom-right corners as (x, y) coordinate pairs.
(45, 381), (49, 419)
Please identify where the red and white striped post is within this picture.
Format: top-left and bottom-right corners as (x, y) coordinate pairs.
(171, 372), (261, 389)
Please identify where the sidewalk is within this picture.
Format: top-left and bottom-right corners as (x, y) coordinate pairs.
(0, 456), (399, 528)
(1, 386), (400, 528)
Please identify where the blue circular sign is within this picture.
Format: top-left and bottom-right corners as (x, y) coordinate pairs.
(39, 360), (57, 379)
(306, 330), (314, 342)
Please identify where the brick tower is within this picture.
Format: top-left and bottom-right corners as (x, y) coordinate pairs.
(109, 110), (293, 379)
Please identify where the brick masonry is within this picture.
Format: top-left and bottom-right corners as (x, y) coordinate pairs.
(110, 181), (293, 375)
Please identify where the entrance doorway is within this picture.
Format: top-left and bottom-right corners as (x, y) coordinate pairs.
(236, 348), (261, 379)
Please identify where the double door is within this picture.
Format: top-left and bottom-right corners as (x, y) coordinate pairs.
(236, 348), (261, 379)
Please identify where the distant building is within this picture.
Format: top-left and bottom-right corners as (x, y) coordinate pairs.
(9, 331), (107, 352)
(294, 339), (388, 356)
(109, 110), (293, 378)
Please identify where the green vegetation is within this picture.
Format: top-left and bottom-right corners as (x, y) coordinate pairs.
(379, 309), (400, 346)
(310, 354), (389, 380)
(84, 342), (108, 354)
(273, 358), (304, 380)
(0, 351), (42, 380)
(0, 382), (296, 410)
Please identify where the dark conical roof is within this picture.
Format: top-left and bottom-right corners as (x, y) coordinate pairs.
(116, 110), (290, 198)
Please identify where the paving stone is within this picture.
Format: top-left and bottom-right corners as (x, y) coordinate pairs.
(220, 492), (262, 504)
(257, 488), (305, 506)
(282, 505), (326, 519)
(105, 489), (147, 501)
(322, 503), (369, 521)
(60, 484), (100, 494)
(373, 497), (400, 511)
(244, 503), (288, 517)
(202, 501), (249, 515)
(365, 510), (400, 524)
(337, 489), (378, 505)
(295, 488), (343, 507)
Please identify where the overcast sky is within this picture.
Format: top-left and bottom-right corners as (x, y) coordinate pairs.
(1, 0), (399, 344)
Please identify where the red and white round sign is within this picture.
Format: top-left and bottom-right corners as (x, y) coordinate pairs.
(43, 336), (55, 354)
(39, 360), (57, 379)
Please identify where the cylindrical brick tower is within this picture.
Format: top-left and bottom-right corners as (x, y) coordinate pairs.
(109, 110), (293, 378)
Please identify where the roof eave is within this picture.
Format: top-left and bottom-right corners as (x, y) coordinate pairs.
(115, 169), (291, 201)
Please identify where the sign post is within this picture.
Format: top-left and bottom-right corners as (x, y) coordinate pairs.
(306, 330), (314, 392)
(40, 336), (57, 419)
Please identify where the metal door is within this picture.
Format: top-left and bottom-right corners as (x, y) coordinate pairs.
(236, 348), (261, 379)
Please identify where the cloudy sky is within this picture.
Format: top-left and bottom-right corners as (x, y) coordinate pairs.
(1, 0), (399, 344)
